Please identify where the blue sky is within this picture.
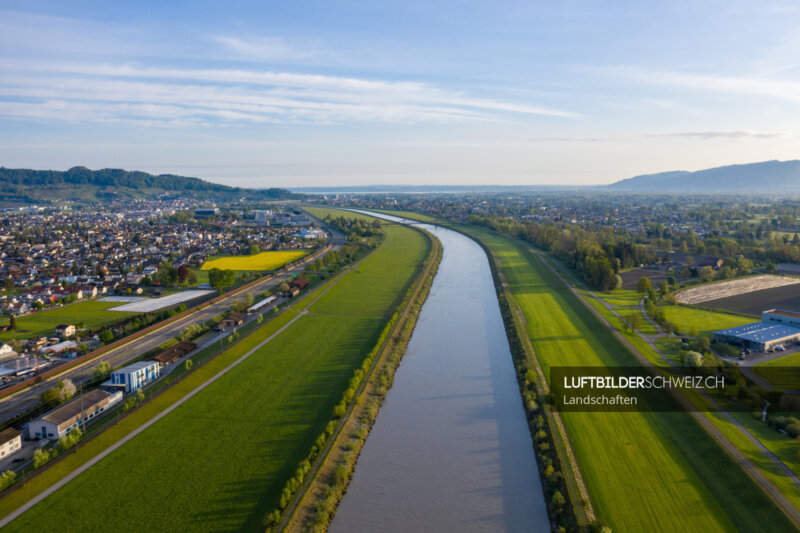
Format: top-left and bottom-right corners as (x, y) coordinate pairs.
(2, 1), (800, 186)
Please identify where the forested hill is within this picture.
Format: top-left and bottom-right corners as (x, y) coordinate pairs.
(0, 166), (299, 203)
(608, 159), (800, 193)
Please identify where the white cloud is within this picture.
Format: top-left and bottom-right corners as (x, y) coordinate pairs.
(213, 36), (322, 61)
(647, 130), (789, 140)
(0, 61), (575, 126)
(606, 65), (800, 104)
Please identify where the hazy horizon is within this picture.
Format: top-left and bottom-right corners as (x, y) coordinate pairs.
(2, 1), (800, 187)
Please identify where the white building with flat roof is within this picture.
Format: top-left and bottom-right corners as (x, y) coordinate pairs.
(107, 361), (160, 392)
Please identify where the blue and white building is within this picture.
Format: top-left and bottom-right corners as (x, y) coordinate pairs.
(713, 309), (800, 352)
(107, 361), (160, 392)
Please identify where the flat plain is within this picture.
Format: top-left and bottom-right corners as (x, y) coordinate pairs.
(3, 216), (429, 532)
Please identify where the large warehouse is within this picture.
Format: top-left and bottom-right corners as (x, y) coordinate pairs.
(712, 309), (800, 352)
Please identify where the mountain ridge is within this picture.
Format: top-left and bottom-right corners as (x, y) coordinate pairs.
(608, 159), (800, 192)
(0, 166), (299, 203)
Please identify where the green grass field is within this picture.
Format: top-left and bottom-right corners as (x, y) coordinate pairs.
(754, 351), (800, 390)
(3, 216), (430, 532)
(200, 250), (308, 271)
(456, 224), (794, 533)
(662, 305), (754, 337)
(0, 300), (136, 342)
(595, 289), (642, 307)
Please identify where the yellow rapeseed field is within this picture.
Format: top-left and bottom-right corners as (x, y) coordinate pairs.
(200, 250), (309, 271)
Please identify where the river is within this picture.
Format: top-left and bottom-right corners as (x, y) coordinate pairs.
(330, 213), (550, 532)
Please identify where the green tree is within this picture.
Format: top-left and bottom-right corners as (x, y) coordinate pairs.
(700, 266), (715, 282)
(208, 268), (235, 290)
(93, 361), (111, 381)
(40, 388), (61, 405)
(278, 282), (290, 293)
(98, 329), (114, 345)
(58, 428), (82, 452)
(626, 312), (642, 332)
(636, 277), (652, 293)
(8, 315), (16, 332)
(33, 448), (53, 468)
(684, 351), (703, 368)
(659, 281), (669, 296)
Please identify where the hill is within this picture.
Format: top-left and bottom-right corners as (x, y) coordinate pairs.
(608, 160), (800, 193)
(0, 166), (299, 204)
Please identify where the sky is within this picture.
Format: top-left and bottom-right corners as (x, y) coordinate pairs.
(2, 1), (800, 187)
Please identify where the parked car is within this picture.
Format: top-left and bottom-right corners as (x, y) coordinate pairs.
(11, 457), (25, 463)
(775, 345), (786, 351)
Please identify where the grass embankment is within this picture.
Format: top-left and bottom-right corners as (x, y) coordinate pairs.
(458, 224), (795, 533)
(0, 300), (136, 342)
(2, 224), (429, 532)
(201, 250), (309, 271)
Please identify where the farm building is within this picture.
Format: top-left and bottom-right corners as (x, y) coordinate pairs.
(26, 389), (123, 439)
(221, 313), (245, 328)
(291, 277), (309, 290)
(712, 309), (800, 352)
(106, 361), (160, 392)
(151, 341), (196, 366)
(0, 428), (21, 459)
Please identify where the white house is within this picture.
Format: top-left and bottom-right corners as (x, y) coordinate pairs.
(0, 428), (21, 459)
(107, 361), (160, 392)
(0, 343), (15, 357)
(55, 324), (76, 338)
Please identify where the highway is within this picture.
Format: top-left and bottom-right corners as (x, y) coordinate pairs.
(0, 221), (345, 423)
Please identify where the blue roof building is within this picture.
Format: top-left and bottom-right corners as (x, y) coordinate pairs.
(713, 309), (800, 352)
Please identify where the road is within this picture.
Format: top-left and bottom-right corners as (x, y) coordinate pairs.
(0, 234), (342, 424)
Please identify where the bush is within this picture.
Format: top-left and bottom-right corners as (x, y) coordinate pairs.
(0, 470), (16, 491)
(33, 448), (55, 468)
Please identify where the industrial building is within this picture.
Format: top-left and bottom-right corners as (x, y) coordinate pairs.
(106, 361), (160, 392)
(26, 389), (123, 439)
(712, 309), (800, 352)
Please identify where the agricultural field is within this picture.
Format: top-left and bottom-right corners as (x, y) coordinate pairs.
(702, 284), (800, 316)
(3, 217), (430, 532)
(200, 250), (308, 271)
(619, 267), (673, 290)
(458, 223), (794, 533)
(661, 306), (754, 337)
(676, 275), (800, 305)
(0, 300), (137, 342)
